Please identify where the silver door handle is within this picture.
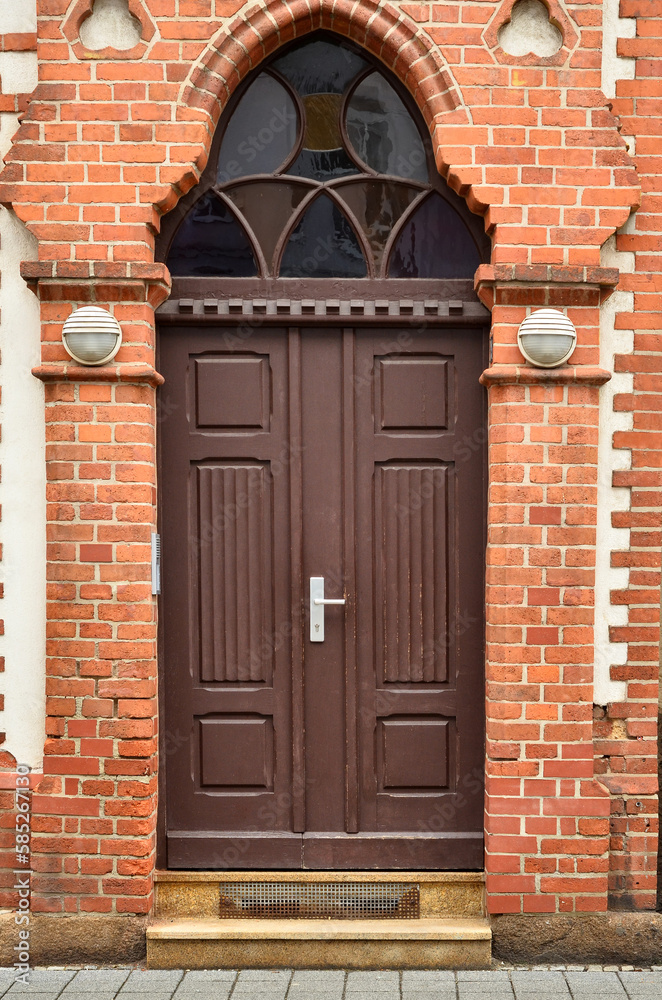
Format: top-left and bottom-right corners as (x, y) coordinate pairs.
(310, 577), (345, 642)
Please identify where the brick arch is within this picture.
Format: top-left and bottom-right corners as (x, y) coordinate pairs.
(164, 0), (490, 219)
(0, 0), (640, 272)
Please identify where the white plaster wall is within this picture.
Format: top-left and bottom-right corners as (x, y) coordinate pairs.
(0, 1), (37, 34)
(0, 0), (45, 768)
(593, 1), (638, 706)
(601, 0), (636, 101)
(594, 231), (634, 706)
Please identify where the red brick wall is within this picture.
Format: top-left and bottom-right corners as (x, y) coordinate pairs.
(0, 0), (656, 919)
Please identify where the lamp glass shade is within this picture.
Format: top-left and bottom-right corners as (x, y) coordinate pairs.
(62, 306), (122, 366)
(518, 332), (575, 367)
(517, 309), (577, 368)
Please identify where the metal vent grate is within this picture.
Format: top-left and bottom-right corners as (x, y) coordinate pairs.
(218, 881), (420, 919)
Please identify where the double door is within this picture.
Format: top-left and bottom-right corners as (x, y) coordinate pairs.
(159, 322), (486, 869)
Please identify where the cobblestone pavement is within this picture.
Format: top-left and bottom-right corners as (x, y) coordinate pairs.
(0, 968), (661, 1000)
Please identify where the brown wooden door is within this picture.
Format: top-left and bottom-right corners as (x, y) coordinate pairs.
(159, 322), (486, 869)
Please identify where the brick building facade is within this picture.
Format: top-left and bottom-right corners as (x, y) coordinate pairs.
(0, 0), (659, 967)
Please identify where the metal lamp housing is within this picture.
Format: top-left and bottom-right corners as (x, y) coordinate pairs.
(517, 309), (577, 369)
(62, 306), (122, 366)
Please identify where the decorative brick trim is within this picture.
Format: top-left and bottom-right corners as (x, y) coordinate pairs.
(32, 365), (164, 388)
(62, 0), (157, 62)
(483, 0), (579, 67)
(480, 365), (612, 387)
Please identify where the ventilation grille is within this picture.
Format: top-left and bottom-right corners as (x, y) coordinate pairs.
(218, 881), (420, 919)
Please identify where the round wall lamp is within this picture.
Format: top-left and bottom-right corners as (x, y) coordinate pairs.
(517, 309), (577, 368)
(62, 306), (122, 366)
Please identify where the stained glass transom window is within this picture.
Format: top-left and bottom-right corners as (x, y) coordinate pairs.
(165, 36), (485, 280)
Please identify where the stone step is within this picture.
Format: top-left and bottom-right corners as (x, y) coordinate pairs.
(146, 916), (492, 969)
(153, 870), (486, 920)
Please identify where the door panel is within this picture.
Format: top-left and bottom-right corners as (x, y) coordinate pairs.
(161, 328), (300, 868)
(159, 322), (485, 869)
(351, 328), (485, 866)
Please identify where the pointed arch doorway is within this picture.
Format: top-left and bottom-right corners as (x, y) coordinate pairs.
(156, 33), (489, 870)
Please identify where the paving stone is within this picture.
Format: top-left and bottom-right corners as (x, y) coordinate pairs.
(343, 994), (400, 1000)
(8, 971), (77, 993)
(457, 986), (513, 996)
(232, 992), (288, 1000)
(513, 984), (570, 994)
(121, 970), (184, 992)
(178, 973), (237, 984)
(346, 972), (400, 991)
(565, 974), (624, 987)
(402, 971), (456, 987)
(457, 972), (511, 983)
(232, 989), (288, 1000)
(236, 972), (291, 984)
(66, 973), (131, 993)
(116, 995), (174, 1000)
(567, 994), (627, 1000)
(175, 985), (234, 1000)
(4, 994), (61, 1000)
(618, 971), (662, 992)
(232, 990), (288, 999)
(457, 991), (513, 999)
(401, 992), (457, 1000)
(286, 993), (344, 1000)
(288, 973), (345, 986)
(567, 991), (626, 999)
(54, 994), (119, 1000)
(511, 972), (569, 989)
(172, 994), (233, 1000)
(175, 971), (236, 995)
(513, 994), (570, 1000)
(0, 976), (21, 998)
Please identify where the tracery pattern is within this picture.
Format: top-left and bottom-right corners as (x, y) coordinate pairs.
(166, 37), (482, 280)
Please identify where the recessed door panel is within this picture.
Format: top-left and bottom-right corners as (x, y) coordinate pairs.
(377, 356), (449, 431)
(374, 463), (450, 685)
(378, 718), (450, 791)
(199, 716), (274, 789)
(195, 462), (274, 684)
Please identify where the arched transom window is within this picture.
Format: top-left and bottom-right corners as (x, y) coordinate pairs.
(163, 36), (487, 281)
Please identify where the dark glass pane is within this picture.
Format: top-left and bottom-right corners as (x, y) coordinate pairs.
(225, 181), (311, 273)
(217, 73), (298, 183)
(273, 39), (367, 96)
(346, 72), (428, 182)
(279, 194), (367, 278)
(288, 146), (359, 182)
(388, 193), (480, 279)
(335, 181), (421, 275)
(167, 192), (257, 277)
